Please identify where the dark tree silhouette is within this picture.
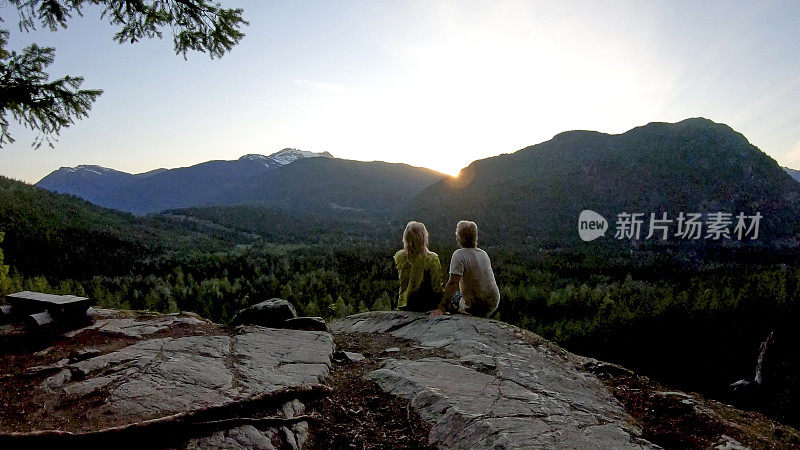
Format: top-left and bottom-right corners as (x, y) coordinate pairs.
(0, 0), (247, 148)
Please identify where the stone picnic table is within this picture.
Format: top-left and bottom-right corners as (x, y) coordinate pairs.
(2, 291), (92, 330)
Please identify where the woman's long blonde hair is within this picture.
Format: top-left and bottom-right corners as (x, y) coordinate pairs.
(403, 221), (430, 262)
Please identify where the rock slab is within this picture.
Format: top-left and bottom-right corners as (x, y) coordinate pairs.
(333, 311), (657, 449)
(62, 309), (208, 338)
(40, 325), (334, 424)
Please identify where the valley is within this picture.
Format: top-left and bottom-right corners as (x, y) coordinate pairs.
(4, 118), (800, 435)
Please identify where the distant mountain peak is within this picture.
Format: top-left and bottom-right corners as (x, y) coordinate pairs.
(52, 165), (165, 178)
(675, 116), (717, 126)
(412, 117), (800, 245)
(550, 118), (732, 143)
(76, 164), (113, 171)
(268, 148), (334, 165)
(550, 129), (607, 142)
(53, 165), (120, 176)
(239, 154), (274, 162)
(238, 148), (333, 167)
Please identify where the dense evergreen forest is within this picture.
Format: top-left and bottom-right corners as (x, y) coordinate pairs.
(2, 225), (799, 427)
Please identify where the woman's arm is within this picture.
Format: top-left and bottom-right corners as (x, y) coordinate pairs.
(430, 254), (444, 294)
(398, 263), (410, 289)
(395, 254), (410, 309)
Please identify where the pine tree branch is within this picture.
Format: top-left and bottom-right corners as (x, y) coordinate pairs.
(0, 0), (247, 148)
(9, 0), (248, 58)
(0, 42), (103, 148)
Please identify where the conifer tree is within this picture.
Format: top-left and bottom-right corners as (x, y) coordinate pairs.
(1, 1), (247, 148)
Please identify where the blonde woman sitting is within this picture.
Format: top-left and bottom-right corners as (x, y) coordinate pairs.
(394, 221), (444, 312)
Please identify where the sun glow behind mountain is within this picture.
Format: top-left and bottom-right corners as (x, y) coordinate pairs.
(2, 1), (800, 182)
(281, 2), (679, 178)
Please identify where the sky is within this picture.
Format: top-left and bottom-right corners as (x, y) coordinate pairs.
(1, 0), (800, 182)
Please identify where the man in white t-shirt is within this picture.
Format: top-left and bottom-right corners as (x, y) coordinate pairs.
(430, 220), (500, 317)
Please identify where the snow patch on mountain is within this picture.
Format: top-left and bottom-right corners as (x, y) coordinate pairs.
(54, 165), (117, 176)
(75, 165), (114, 176)
(50, 165), (166, 180)
(238, 148), (333, 167)
(238, 154), (280, 167)
(267, 148), (334, 165)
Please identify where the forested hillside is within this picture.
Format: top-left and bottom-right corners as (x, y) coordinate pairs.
(219, 157), (445, 215)
(160, 205), (392, 244)
(0, 176), (252, 278)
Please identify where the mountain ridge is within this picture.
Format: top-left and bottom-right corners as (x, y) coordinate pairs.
(32, 118), (800, 246)
(409, 117), (800, 245)
(36, 148), (340, 214)
(41, 148), (332, 182)
(784, 166), (800, 183)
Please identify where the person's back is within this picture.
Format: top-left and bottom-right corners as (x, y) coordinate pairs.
(394, 249), (443, 311)
(394, 221), (443, 311)
(449, 247), (500, 316)
(432, 220), (500, 318)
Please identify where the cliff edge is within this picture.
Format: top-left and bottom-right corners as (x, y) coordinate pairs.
(333, 311), (653, 448)
(2, 308), (798, 449)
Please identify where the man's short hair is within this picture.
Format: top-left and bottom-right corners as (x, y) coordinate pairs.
(456, 220), (478, 248)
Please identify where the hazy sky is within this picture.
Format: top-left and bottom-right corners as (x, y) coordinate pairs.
(2, 0), (800, 182)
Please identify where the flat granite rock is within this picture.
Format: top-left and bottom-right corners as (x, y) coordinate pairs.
(62, 309), (209, 338)
(38, 325), (334, 426)
(333, 311), (657, 449)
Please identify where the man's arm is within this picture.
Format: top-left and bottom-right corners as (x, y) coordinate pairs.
(430, 274), (461, 316)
